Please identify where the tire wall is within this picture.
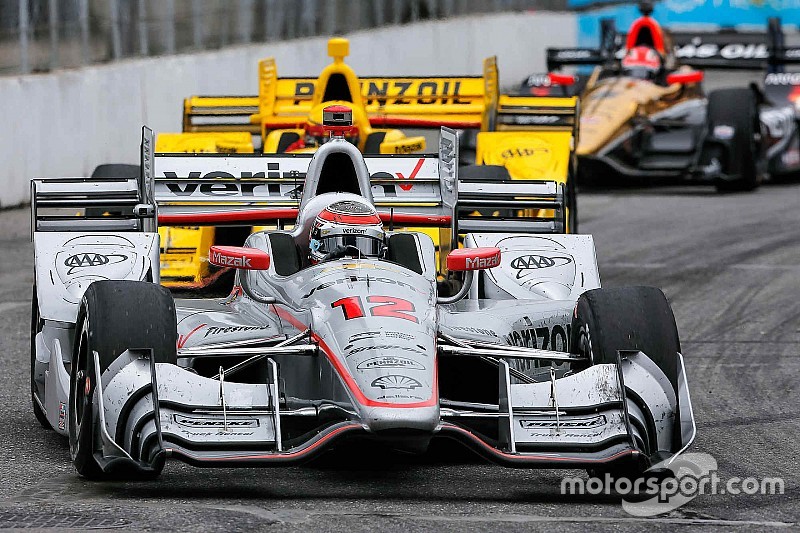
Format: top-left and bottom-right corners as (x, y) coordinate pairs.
(0, 11), (576, 207)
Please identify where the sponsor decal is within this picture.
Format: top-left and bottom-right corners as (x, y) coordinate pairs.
(370, 375), (423, 390)
(174, 414), (259, 428)
(209, 249), (251, 268)
(511, 254), (573, 278)
(58, 402), (66, 431)
(465, 255), (500, 270)
(448, 325), (499, 337)
(765, 73), (800, 86)
(505, 323), (571, 353)
(302, 276), (423, 299)
(675, 41), (768, 60)
(348, 344), (426, 357)
(500, 147), (548, 159)
(555, 49), (593, 60)
(64, 253), (127, 274)
(525, 74), (552, 87)
(384, 331), (416, 341)
(349, 331), (382, 343)
(361, 79), (472, 106)
(520, 415), (606, 429)
(204, 325), (270, 338)
(394, 141), (424, 154)
(498, 115), (563, 126)
(357, 356), (425, 370)
(712, 125), (735, 140)
(342, 228), (367, 234)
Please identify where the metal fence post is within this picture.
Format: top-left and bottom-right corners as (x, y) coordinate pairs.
(79, 0), (90, 65)
(48, 0), (59, 69)
(165, 0), (176, 54)
(19, 0), (30, 74)
(110, 0), (122, 59)
(193, 0), (203, 49)
(138, 0), (149, 55)
(238, 0), (255, 43)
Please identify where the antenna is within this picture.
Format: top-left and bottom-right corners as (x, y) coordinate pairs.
(389, 207), (394, 232)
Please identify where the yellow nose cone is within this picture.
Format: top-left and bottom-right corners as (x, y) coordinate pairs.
(327, 38), (349, 63)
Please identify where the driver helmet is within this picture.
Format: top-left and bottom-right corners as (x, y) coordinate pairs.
(309, 199), (385, 264)
(305, 103), (361, 147)
(622, 46), (662, 80)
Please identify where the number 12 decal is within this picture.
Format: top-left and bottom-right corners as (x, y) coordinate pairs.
(331, 296), (418, 323)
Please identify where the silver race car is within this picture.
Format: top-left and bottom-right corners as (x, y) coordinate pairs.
(30, 118), (695, 479)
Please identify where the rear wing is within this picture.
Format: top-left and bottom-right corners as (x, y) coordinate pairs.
(183, 58), (485, 134)
(183, 51), (577, 135)
(154, 127), (566, 238)
(483, 57), (579, 136)
(31, 127), (158, 236)
(546, 17), (800, 73)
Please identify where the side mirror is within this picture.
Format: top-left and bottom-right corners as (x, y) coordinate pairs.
(447, 247), (501, 271)
(209, 246), (271, 270)
(666, 70), (704, 85)
(548, 73), (576, 86)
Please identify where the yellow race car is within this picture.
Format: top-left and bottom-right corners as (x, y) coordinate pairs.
(156, 38), (578, 288)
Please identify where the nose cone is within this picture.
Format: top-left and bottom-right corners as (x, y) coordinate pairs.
(361, 405), (440, 433)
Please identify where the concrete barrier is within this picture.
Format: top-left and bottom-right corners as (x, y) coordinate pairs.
(1, 11), (575, 207)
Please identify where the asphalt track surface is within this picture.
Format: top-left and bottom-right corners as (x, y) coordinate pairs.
(0, 178), (798, 532)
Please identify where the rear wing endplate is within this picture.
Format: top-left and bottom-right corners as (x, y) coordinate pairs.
(31, 127), (157, 237)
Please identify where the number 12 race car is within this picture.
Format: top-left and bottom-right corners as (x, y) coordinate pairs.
(30, 119), (694, 479)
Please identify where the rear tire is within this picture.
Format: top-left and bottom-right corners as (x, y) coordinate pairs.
(706, 88), (760, 192)
(69, 281), (177, 479)
(569, 286), (681, 477)
(90, 164), (140, 179)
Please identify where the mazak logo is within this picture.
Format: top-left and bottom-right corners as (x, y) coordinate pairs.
(465, 255), (500, 270)
(64, 253), (127, 274)
(555, 49), (592, 59)
(520, 415), (606, 429)
(210, 250), (251, 268)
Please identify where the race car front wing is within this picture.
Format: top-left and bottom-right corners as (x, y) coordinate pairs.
(88, 343), (695, 474)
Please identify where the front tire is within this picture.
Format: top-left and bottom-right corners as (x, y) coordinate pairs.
(69, 281), (177, 479)
(570, 286), (682, 477)
(706, 88), (761, 192)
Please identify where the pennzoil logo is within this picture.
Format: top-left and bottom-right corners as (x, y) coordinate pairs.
(64, 253), (127, 274)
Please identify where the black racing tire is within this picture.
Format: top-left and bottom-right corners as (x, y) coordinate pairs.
(569, 286), (681, 477)
(31, 285), (51, 429)
(566, 177), (578, 234)
(90, 164), (140, 179)
(706, 88), (760, 192)
(459, 165), (514, 218)
(69, 281), (177, 479)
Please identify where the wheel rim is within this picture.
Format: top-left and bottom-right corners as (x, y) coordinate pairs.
(70, 320), (90, 455)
